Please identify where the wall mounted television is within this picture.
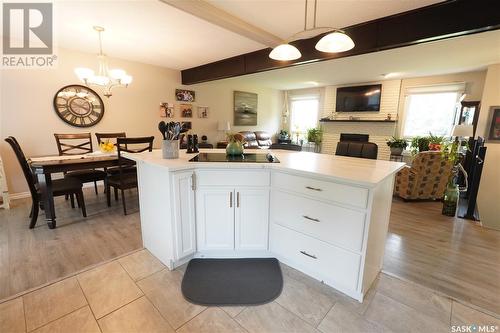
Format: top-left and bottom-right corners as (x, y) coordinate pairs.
(336, 84), (382, 112)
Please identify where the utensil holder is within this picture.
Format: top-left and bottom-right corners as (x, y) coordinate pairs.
(162, 140), (179, 159)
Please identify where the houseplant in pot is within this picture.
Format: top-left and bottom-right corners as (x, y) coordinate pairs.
(440, 139), (464, 217)
(410, 136), (430, 155)
(307, 127), (323, 153)
(386, 137), (407, 156)
(277, 129), (289, 141)
(428, 133), (445, 151)
(225, 132), (245, 156)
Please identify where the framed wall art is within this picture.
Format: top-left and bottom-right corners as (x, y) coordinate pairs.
(487, 106), (500, 141)
(159, 102), (168, 117)
(234, 91), (257, 126)
(176, 89), (195, 102)
(180, 104), (193, 118)
(197, 106), (209, 118)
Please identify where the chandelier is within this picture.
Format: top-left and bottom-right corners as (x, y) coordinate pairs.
(74, 26), (132, 97)
(269, 0), (355, 61)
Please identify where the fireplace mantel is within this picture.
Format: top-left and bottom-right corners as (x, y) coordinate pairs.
(320, 118), (396, 123)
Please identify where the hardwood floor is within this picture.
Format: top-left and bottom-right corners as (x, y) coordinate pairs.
(0, 187), (142, 300)
(384, 198), (500, 316)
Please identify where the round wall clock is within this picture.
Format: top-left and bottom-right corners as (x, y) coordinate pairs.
(53, 85), (105, 127)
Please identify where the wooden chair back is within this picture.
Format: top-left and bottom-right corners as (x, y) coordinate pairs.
(54, 133), (93, 155)
(116, 136), (154, 171)
(116, 137), (154, 155)
(95, 132), (126, 145)
(4, 137), (38, 201)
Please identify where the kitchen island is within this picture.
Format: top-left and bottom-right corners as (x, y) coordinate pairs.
(125, 149), (404, 302)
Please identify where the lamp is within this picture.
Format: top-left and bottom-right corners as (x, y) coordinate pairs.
(269, 0), (354, 61)
(269, 44), (301, 61)
(74, 26), (132, 97)
(315, 30), (355, 53)
(217, 121), (231, 141)
(452, 124), (473, 155)
(452, 124), (473, 138)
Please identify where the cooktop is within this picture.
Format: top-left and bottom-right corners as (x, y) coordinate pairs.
(189, 152), (280, 163)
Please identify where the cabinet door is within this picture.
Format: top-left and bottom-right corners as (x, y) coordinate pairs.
(172, 171), (196, 259)
(235, 188), (269, 250)
(196, 188), (235, 251)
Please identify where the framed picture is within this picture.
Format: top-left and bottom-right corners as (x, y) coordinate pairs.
(176, 89), (195, 102)
(487, 106), (500, 141)
(180, 104), (193, 118)
(234, 91), (257, 126)
(197, 106), (209, 118)
(166, 105), (174, 118)
(159, 102), (168, 117)
(181, 121), (192, 131)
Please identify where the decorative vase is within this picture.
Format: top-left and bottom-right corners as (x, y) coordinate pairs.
(162, 139), (179, 159)
(442, 181), (459, 216)
(226, 141), (244, 156)
(390, 147), (403, 156)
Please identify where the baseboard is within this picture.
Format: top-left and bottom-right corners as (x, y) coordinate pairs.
(8, 182), (106, 202)
(8, 191), (30, 201)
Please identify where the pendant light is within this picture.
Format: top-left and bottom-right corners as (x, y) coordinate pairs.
(269, 0), (354, 61)
(74, 26), (132, 97)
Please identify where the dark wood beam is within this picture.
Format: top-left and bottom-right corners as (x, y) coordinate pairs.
(181, 0), (500, 85)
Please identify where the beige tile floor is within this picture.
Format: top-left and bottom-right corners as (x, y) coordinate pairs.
(1, 249), (499, 333)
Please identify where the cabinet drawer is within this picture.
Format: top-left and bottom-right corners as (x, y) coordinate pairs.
(271, 190), (366, 252)
(271, 223), (361, 292)
(271, 171), (368, 208)
(196, 170), (270, 187)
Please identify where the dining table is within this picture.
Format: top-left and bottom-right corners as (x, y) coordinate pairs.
(29, 152), (118, 229)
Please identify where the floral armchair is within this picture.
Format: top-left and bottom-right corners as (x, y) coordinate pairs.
(394, 151), (453, 200)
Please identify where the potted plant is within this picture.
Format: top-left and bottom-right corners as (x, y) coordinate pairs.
(428, 133), (444, 151)
(410, 136), (430, 155)
(440, 140), (461, 216)
(386, 136), (407, 156)
(225, 132), (245, 156)
(278, 129), (289, 141)
(307, 127), (323, 153)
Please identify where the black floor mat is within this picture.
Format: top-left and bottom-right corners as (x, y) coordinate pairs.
(181, 258), (283, 306)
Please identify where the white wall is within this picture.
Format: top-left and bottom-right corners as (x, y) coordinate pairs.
(0, 48), (282, 195)
(476, 64), (500, 230)
(190, 77), (282, 143)
(287, 71), (487, 160)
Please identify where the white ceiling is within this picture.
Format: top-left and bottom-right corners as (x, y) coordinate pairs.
(199, 30), (500, 90)
(52, 0), (443, 70)
(208, 0), (442, 40)
(55, 0), (265, 70)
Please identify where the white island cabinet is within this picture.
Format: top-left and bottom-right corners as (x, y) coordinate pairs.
(128, 149), (404, 302)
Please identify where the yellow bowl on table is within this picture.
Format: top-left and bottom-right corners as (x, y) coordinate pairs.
(99, 141), (116, 153)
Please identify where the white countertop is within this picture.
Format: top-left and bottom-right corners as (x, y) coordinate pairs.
(124, 149), (405, 187)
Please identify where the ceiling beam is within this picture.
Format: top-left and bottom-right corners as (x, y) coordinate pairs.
(159, 0), (282, 47)
(181, 0), (500, 85)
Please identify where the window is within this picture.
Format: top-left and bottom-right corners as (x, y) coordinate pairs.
(402, 84), (465, 138)
(289, 95), (319, 139)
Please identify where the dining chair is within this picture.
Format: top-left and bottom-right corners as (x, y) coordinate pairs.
(54, 133), (107, 195)
(95, 132), (134, 201)
(95, 132), (126, 145)
(106, 136), (154, 215)
(5, 136), (87, 228)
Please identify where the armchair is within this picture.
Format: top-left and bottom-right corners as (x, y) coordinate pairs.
(394, 151), (453, 200)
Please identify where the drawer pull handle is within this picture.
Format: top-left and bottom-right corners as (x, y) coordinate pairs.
(302, 215), (320, 222)
(305, 186), (322, 192)
(300, 250), (317, 259)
